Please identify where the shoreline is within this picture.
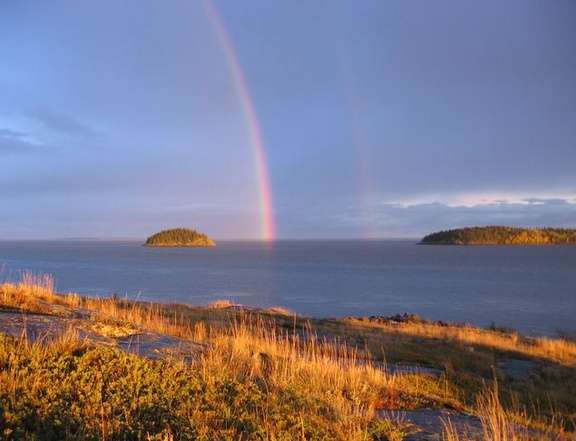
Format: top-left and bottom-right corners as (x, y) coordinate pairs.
(1, 278), (575, 439)
(0, 284), (567, 338)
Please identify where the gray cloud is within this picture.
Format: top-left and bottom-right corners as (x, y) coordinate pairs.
(27, 109), (97, 138)
(372, 199), (576, 236)
(278, 198), (576, 238)
(0, 128), (27, 139)
(0, 128), (42, 154)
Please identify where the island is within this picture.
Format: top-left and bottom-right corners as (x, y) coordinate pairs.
(144, 228), (216, 247)
(420, 226), (576, 245)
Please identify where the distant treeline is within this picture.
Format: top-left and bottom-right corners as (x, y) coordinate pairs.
(421, 226), (576, 245)
(145, 228), (215, 247)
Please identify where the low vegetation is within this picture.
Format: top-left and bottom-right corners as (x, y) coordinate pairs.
(144, 228), (215, 247)
(0, 331), (407, 440)
(421, 226), (576, 245)
(0, 273), (575, 440)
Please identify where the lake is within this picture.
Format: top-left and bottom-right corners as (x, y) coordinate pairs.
(0, 240), (574, 336)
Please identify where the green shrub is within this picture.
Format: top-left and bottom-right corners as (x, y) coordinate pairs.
(0, 337), (401, 441)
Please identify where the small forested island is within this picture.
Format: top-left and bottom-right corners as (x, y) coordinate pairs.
(144, 228), (215, 247)
(421, 226), (576, 245)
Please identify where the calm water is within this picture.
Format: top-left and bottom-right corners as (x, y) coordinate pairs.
(0, 240), (574, 336)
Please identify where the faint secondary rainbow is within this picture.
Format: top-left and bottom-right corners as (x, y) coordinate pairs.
(203, 0), (276, 241)
(341, 64), (381, 239)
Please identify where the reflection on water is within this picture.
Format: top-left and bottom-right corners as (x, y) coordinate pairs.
(0, 240), (574, 336)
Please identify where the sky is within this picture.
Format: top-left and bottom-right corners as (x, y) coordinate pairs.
(1, 0), (575, 239)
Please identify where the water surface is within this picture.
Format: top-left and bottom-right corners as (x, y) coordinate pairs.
(0, 240), (574, 336)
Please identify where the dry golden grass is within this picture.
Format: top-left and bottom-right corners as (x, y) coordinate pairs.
(84, 321), (140, 338)
(1, 271), (56, 310)
(346, 318), (576, 366)
(207, 298), (237, 309)
(80, 296), (200, 338)
(201, 321), (391, 437)
(0, 275), (198, 337)
(8, 273), (574, 369)
(475, 384), (526, 441)
(265, 305), (295, 316)
(441, 382), (558, 441)
(0, 275), (456, 408)
(7, 325), (90, 359)
(222, 316), (391, 394)
(20, 272), (55, 297)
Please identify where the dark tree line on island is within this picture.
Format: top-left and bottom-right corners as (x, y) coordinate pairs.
(421, 226), (576, 245)
(145, 228), (215, 247)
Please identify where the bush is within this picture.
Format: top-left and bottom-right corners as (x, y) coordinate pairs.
(0, 336), (401, 441)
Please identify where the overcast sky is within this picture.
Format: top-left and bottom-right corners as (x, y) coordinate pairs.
(1, 0), (575, 239)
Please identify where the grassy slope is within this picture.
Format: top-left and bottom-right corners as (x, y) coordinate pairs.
(1, 275), (575, 440)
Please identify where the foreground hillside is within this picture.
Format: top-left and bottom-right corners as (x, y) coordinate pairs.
(1, 274), (575, 440)
(421, 226), (576, 245)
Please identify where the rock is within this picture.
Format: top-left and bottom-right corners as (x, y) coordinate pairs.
(345, 313), (456, 328)
(379, 409), (483, 441)
(385, 363), (444, 377)
(0, 311), (205, 361)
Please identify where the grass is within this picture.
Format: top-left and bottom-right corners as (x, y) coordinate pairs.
(342, 317), (576, 366)
(0, 296), (415, 439)
(0, 273), (575, 440)
(441, 381), (563, 441)
(334, 317), (576, 434)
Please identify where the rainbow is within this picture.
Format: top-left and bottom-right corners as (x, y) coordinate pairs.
(341, 69), (380, 239)
(203, 0), (276, 241)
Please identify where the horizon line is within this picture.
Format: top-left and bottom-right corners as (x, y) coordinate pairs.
(0, 236), (421, 242)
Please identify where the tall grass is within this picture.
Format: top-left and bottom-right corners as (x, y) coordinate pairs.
(5, 273), (575, 367)
(0, 271), (57, 313)
(20, 271), (55, 297)
(442, 386), (519, 441)
(81, 296), (199, 339)
(347, 318), (576, 366)
(442, 381), (573, 441)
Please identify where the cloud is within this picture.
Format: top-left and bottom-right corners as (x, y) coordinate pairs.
(0, 128), (27, 139)
(362, 197), (576, 237)
(0, 128), (43, 154)
(27, 109), (97, 138)
(389, 193), (576, 208)
(278, 196), (576, 238)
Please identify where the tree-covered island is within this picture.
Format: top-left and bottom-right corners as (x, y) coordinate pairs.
(421, 226), (576, 245)
(144, 228), (216, 247)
